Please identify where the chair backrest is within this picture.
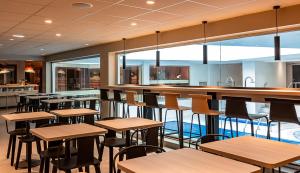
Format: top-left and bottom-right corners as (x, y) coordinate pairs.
(89, 100), (96, 110)
(144, 92), (159, 108)
(163, 93), (180, 109)
(223, 96), (250, 119)
(190, 94), (212, 114)
(196, 134), (230, 149)
(63, 102), (72, 109)
(74, 100), (81, 108)
(113, 145), (165, 173)
(84, 115), (95, 125)
(76, 136), (95, 165)
(35, 119), (50, 128)
(100, 89), (109, 101)
(130, 127), (159, 146)
(49, 103), (59, 111)
(113, 90), (122, 101)
(126, 91), (136, 105)
(20, 96), (27, 104)
(265, 98), (300, 123)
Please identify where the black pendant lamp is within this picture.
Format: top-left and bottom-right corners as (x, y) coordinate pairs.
(156, 31), (160, 67)
(122, 38), (126, 69)
(274, 6), (280, 61)
(202, 21), (208, 64)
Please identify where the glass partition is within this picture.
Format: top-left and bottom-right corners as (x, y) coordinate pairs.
(52, 56), (100, 96)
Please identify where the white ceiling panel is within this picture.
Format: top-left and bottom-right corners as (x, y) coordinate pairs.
(134, 11), (180, 23)
(0, 0), (43, 14)
(120, 0), (184, 10)
(97, 4), (150, 18)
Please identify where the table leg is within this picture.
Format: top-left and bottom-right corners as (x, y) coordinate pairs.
(207, 92), (219, 134)
(125, 130), (130, 146)
(109, 147), (113, 173)
(179, 110), (184, 148)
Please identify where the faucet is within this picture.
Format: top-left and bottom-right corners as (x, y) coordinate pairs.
(244, 76), (255, 87)
(225, 76), (235, 87)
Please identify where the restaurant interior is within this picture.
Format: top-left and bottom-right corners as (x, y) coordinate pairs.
(2, 0), (300, 173)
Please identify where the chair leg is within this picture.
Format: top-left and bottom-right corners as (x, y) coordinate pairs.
(27, 142), (32, 173)
(163, 109), (169, 136)
(7, 135), (12, 159)
(127, 105), (130, 118)
(223, 117), (228, 139)
(39, 157), (44, 173)
(137, 106), (140, 118)
(153, 108), (156, 121)
(250, 120), (254, 136)
(229, 118), (233, 138)
(78, 167), (83, 172)
(197, 114), (202, 137)
(45, 157), (50, 173)
(278, 122), (281, 141)
(15, 140), (22, 169)
(10, 135), (17, 166)
(188, 114), (194, 148)
(95, 163), (101, 173)
(267, 121), (271, 139)
(85, 166), (90, 173)
(176, 110), (180, 134)
(235, 118), (239, 137)
(52, 166), (58, 173)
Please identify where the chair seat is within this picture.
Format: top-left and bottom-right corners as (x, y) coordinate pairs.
(103, 137), (126, 147)
(248, 113), (268, 120)
(193, 110), (222, 116)
(18, 135), (37, 143)
(178, 106), (191, 111)
(8, 129), (27, 136)
(128, 102), (146, 107)
(52, 157), (99, 170)
(40, 146), (77, 158)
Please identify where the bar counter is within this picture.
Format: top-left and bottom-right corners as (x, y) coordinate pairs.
(104, 85), (300, 102)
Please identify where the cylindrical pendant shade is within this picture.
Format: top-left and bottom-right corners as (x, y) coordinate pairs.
(156, 50), (160, 67)
(203, 44), (208, 64)
(274, 35), (280, 61)
(122, 55), (126, 69)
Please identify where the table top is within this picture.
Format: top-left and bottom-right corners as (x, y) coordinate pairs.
(200, 136), (300, 168)
(31, 123), (107, 141)
(1, 112), (55, 122)
(27, 95), (50, 100)
(95, 118), (163, 131)
(41, 98), (73, 104)
(118, 148), (261, 173)
(71, 97), (99, 101)
(50, 108), (98, 117)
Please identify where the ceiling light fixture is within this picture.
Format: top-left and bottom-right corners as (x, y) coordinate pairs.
(85, 43), (89, 46)
(202, 21), (208, 64)
(146, 0), (155, 5)
(122, 38), (126, 70)
(12, 34), (25, 38)
(155, 31), (160, 67)
(44, 19), (53, 24)
(40, 48), (45, 51)
(56, 33), (62, 37)
(274, 5), (280, 61)
(131, 22), (137, 26)
(9, 38), (14, 41)
(25, 66), (35, 73)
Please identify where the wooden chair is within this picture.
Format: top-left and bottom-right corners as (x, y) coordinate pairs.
(125, 91), (145, 118)
(162, 92), (190, 146)
(188, 94), (222, 147)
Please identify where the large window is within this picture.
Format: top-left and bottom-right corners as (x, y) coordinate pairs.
(52, 56), (100, 95)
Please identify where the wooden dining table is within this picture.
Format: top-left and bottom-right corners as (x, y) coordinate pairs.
(200, 136), (300, 170)
(1, 112), (55, 172)
(31, 123), (107, 173)
(95, 117), (163, 173)
(50, 108), (98, 117)
(118, 148), (261, 173)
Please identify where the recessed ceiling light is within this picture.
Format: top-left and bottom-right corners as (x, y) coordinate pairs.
(146, 0), (155, 5)
(85, 43), (89, 46)
(72, 2), (93, 9)
(44, 19), (53, 24)
(40, 48), (45, 51)
(9, 38), (14, 41)
(56, 33), (62, 37)
(131, 22), (137, 26)
(12, 34), (25, 38)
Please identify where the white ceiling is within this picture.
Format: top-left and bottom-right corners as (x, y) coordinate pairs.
(0, 0), (300, 59)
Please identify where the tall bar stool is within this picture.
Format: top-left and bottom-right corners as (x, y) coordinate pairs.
(143, 92), (165, 121)
(163, 92), (190, 148)
(125, 91), (145, 118)
(100, 89), (114, 117)
(112, 90), (126, 118)
(265, 98), (300, 141)
(188, 94), (222, 147)
(222, 96), (269, 137)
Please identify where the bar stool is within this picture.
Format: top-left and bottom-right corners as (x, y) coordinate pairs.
(16, 96), (27, 112)
(265, 98), (300, 141)
(125, 91), (145, 118)
(188, 94), (222, 147)
(100, 89), (114, 117)
(222, 96), (269, 137)
(163, 92), (190, 148)
(112, 90), (126, 118)
(144, 92), (165, 121)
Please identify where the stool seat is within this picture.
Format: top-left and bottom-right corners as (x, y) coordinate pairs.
(8, 129), (27, 136)
(103, 137), (126, 148)
(52, 157), (99, 171)
(40, 146), (77, 158)
(248, 113), (268, 120)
